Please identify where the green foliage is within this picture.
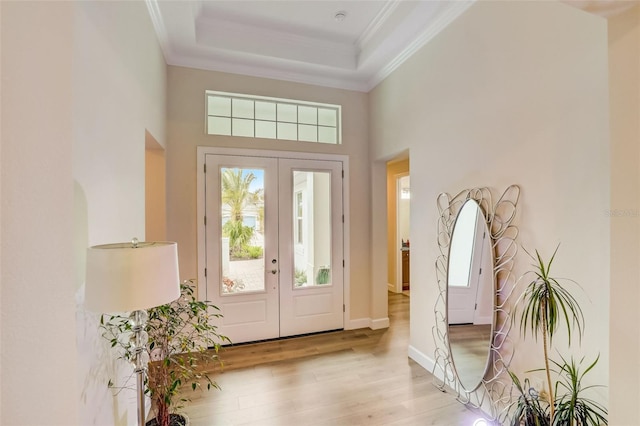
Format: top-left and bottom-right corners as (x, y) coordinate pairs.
(315, 266), (330, 285)
(509, 356), (607, 426)
(514, 246), (585, 419)
(517, 246), (584, 344)
(222, 220), (254, 256)
(295, 269), (307, 286)
(245, 245), (263, 259)
(101, 280), (229, 426)
(220, 168), (264, 261)
(552, 355), (608, 426)
(221, 168), (262, 223)
(509, 246), (607, 425)
(508, 371), (550, 426)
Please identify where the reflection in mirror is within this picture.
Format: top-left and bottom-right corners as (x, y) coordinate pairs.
(447, 199), (494, 392)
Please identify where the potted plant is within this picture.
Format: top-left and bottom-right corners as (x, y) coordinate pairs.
(509, 247), (607, 425)
(551, 354), (608, 426)
(101, 280), (229, 426)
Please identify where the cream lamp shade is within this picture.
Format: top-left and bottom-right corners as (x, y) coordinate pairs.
(85, 240), (180, 313)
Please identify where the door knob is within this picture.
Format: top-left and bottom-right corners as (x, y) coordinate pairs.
(270, 269), (278, 274)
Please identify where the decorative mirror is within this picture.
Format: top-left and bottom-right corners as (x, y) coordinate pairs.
(447, 199), (494, 392)
(433, 185), (520, 420)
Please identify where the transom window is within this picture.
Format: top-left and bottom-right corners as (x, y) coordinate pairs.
(206, 91), (341, 144)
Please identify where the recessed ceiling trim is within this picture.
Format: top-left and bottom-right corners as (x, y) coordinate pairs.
(366, 0), (475, 91)
(195, 15), (358, 70)
(355, 0), (401, 49)
(166, 52), (370, 92)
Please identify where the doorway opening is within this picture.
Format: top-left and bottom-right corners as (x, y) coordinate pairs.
(386, 156), (410, 296)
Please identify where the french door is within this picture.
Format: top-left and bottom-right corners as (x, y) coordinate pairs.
(200, 151), (344, 344)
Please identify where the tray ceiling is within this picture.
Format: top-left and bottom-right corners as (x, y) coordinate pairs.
(146, 0), (474, 92)
(146, 0), (636, 92)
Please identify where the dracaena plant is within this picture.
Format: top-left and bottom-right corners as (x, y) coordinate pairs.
(509, 247), (607, 426)
(510, 355), (607, 426)
(101, 280), (229, 426)
(508, 371), (550, 426)
(551, 355), (608, 426)
(515, 246), (584, 420)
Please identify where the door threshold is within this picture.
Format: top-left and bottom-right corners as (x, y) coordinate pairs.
(219, 328), (344, 348)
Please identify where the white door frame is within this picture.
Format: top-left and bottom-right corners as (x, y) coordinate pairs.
(196, 146), (351, 333)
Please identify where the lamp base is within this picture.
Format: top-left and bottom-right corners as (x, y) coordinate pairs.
(130, 310), (150, 426)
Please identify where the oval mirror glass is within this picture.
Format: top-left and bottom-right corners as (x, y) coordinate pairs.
(447, 199), (494, 391)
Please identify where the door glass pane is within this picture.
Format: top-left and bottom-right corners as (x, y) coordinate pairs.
(292, 170), (332, 288)
(220, 167), (265, 294)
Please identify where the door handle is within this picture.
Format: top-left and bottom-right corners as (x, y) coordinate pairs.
(270, 269), (278, 274)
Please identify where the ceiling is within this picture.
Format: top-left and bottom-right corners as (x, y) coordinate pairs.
(147, 0), (475, 92)
(147, 0), (638, 93)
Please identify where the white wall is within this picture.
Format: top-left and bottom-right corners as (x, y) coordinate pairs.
(1, 2), (78, 424)
(370, 0), (610, 410)
(72, 2), (167, 424)
(2, 1), (166, 425)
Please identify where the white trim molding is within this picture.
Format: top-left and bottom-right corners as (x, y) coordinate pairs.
(370, 317), (390, 330)
(346, 317), (390, 331)
(408, 345), (437, 377)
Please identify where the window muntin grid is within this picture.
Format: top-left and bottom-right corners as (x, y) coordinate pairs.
(206, 91), (341, 144)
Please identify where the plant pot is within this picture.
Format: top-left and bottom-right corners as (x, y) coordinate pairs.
(145, 413), (189, 426)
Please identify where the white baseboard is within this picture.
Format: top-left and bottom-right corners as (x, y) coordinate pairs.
(409, 345), (456, 383)
(408, 345), (439, 378)
(346, 318), (370, 330)
(370, 317), (390, 330)
(346, 317), (390, 330)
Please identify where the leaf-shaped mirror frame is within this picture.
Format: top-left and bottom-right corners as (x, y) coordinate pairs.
(433, 185), (520, 420)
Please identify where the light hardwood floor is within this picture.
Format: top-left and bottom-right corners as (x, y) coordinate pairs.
(182, 292), (490, 425)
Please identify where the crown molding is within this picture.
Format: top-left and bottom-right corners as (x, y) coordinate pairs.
(355, 1), (400, 49)
(366, 1), (474, 91)
(166, 52), (370, 92)
(145, 0), (172, 60)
